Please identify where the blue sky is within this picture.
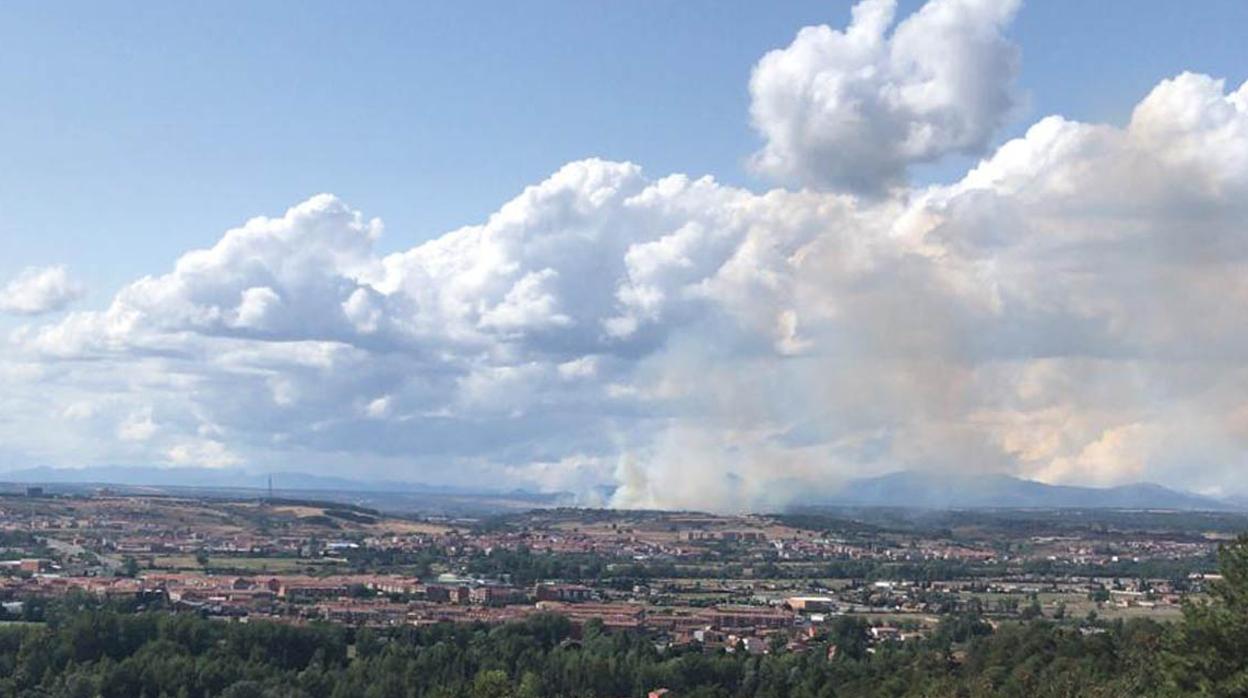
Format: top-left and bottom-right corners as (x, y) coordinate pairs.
(4, 1), (1246, 298)
(2, 1), (1248, 507)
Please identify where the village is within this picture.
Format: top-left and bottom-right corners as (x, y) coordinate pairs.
(0, 490), (1232, 656)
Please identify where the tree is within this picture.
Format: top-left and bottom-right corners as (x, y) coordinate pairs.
(220, 681), (265, 698)
(1162, 534), (1248, 694)
(472, 669), (512, 698)
(517, 672), (543, 698)
(121, 556), (140, 578)
(827, 616), (869, 661)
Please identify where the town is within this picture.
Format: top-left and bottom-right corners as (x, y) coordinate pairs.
(0, 488), (1235, 657)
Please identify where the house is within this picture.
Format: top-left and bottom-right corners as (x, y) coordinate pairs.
(869, 626), (901, 642)
(470, 584), (526, 606)
(535, 583), (593, 603)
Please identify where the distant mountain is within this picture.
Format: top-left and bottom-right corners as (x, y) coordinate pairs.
(0, 465), (572, 516)
(4, 465), (1235, 513)
(827, 471), (1236, 510)
(0, 465), (477, 495)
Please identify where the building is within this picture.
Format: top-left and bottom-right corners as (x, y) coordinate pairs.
(425, 584), (471, 605)
(277, 578), (349, 601)
(870, 626), (901, 642)
(705, 606), (793, 631)
(470, 584), (526, 607)
(535, 583), (593, 603)
(19, 559), (50, 574)
(786, 596), (836, 613)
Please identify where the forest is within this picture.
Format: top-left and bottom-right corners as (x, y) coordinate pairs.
(0, 536), (1246, 698)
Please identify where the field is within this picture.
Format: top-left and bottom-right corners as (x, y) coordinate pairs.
(148, 555), (333, 573)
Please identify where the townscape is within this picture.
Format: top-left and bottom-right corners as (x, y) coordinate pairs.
(0, 489), (1234, 656)
(7, 0), (1248, 694)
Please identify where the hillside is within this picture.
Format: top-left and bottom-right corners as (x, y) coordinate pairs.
(828, 471), (1234, 510)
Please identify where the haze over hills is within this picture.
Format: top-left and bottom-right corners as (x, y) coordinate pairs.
(0, 466), (486, 496)
(0, 465), (569, 516)
(0, 465), (1237, 513)
(826, 471), (1236, 511)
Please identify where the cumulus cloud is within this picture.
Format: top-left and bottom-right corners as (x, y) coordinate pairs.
(749, 0), (1021, 194)
(0, 265), (85, 315)
(3, 1), (1248, 511)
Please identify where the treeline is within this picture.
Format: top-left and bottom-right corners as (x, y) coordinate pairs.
(464, 548), (612, 586)
(779, 509), (1248, 539)
(1, 537), (1247, 697)
(457, 546), (1209, 586)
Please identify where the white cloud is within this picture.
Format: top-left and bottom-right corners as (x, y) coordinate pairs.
(62, 402), (98, 420)
(749, 0), (1021, 194)
(0, 265), (85, 315)
(117, 409), (157, 442)
(2, 6), (1247, 511)
(477, 269), (573, 333)
(232, 286), (283, 329)
(557, 356), (599, 380)
(364, 395), (394, 419)
(167, 439), (241, 468)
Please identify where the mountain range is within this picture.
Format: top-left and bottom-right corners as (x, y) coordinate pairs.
(0, 465), (1238, 512)
(0, 465), (471, 495)
(826, 470), (1236, 511)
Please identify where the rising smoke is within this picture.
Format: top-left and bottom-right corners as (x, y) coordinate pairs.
(4, 1), (1248, 511)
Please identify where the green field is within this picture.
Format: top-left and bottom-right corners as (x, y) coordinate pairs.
(149, 555), (334, 573)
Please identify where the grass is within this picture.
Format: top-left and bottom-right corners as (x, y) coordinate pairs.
(149, 555), (333, 573)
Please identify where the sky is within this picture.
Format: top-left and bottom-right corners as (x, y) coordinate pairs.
(2, 1), (1247, 510)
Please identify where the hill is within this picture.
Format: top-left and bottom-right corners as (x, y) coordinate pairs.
(828, 471), (1235, 510)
